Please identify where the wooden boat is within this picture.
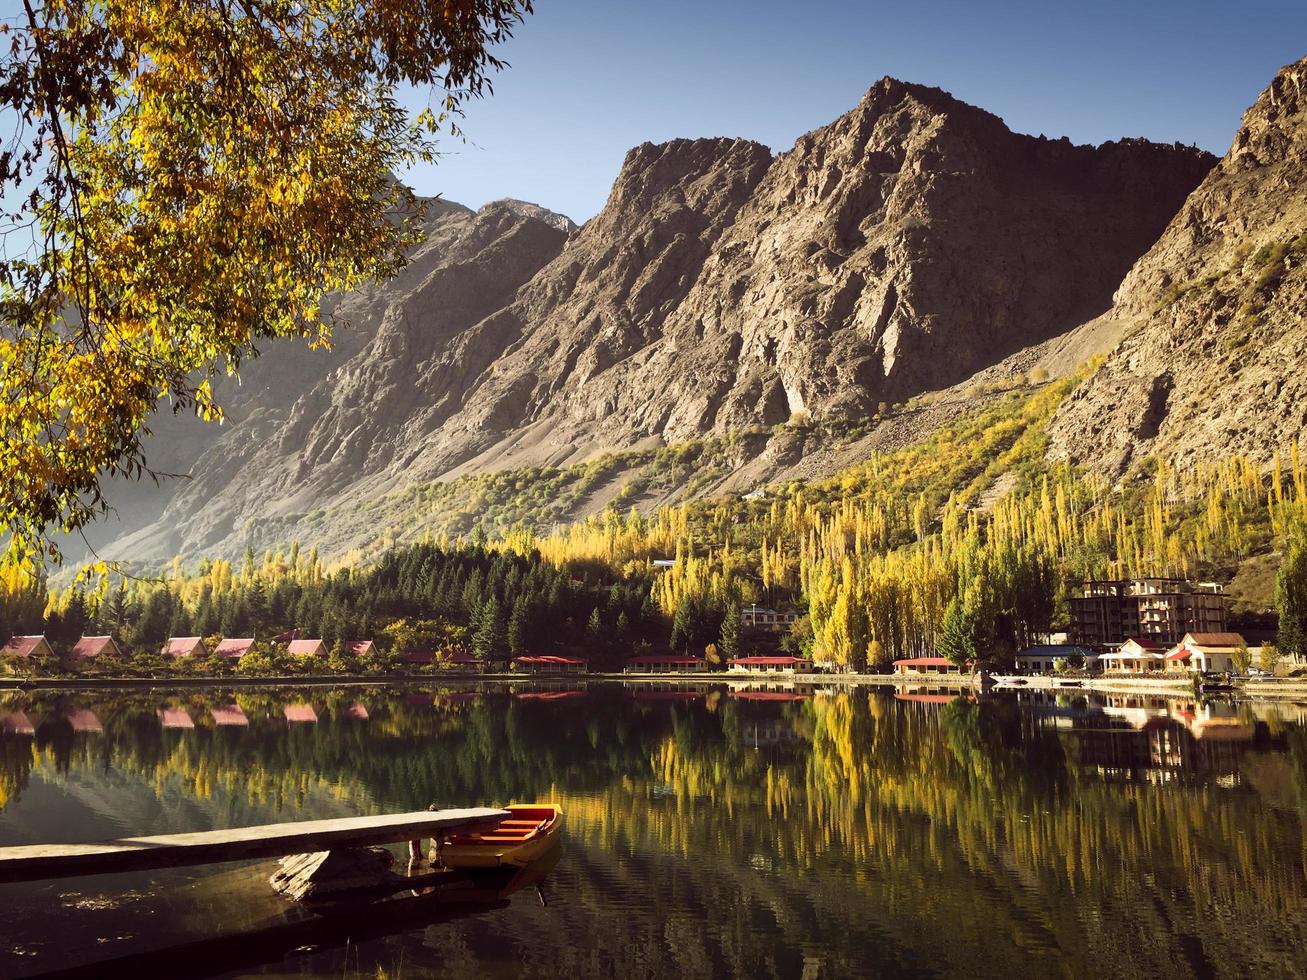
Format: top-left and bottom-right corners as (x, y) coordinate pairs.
(440, 804), (563, 869)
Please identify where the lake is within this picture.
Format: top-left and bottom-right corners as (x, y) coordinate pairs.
(0, 683), (1303, 978)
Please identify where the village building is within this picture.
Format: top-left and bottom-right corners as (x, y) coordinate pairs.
(512, 655), (587, 675)
(1014, 645), (1099, 674)
(403, 648), (484, 670)
(343, 639), (376, 658)
(892, 656), (967, 676)
(286, 638), (327, 658)
(68, 635), (123, 662)
(1164, 632), (1247, 674)
(1069, 578), (1227, 649)
(162, 636), (206, 659)
(1099, 638), (1168, 673)
(1, 635), (54, 660)
(215, 638), (256, 659)
(623, 655), (705, 674)
(740, 606), (802, 629)
(727, 655), (812, 674)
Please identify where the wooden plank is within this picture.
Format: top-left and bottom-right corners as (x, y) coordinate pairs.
(0, 807), (509, 883)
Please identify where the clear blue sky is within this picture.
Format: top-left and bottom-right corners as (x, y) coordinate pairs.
(402, 0), (1307, 224)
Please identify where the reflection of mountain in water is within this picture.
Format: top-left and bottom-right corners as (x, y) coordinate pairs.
(0, 686), (1302, 978)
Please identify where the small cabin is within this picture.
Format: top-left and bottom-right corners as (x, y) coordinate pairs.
(727, 656), (811, 674)
(623, 655), (705, 674)
(1014, 645), (1098, 674)
(0, 635), (54, 661)
(1165, 632), (1247, 674)
(343, 639), (376, 658)
(1099, 638), (1167, 673)
(739, 606), (802, 629)
(287, 638), (327, 659)
(512, 655), (587, 675)
(215, 638), (256, 659)
(162, 636), (206, 659)
(892, 656), (965, 676)
(68, 635), (123, 662)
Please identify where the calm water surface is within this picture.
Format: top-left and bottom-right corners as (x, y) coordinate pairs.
(0, 683), (1303, 978)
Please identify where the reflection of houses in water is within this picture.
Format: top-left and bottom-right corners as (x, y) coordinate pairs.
(894, 689), (962, 708)
(345, 703), (370, 720)
(159, 708), (195, 729)
(210, 704), (249, 726)
(513, 690), (586, 702)
(742, 718), (806, 750)
(284, 704), (318, 724)
(65, 708), (103, 733)
(1014, 690), (1254, 779)
(0, 711), (35, 735)
(630, 688), (703, 702)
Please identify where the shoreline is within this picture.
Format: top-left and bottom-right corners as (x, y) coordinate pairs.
(1, 671), (1304, 700)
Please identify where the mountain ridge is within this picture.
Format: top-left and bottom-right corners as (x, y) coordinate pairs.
(89, 74), (1226, 565)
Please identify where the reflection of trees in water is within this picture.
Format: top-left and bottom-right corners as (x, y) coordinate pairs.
(0, 688), (1303, 976)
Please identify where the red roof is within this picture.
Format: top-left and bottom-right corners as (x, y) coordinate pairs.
(344, 640), (375, 656)
(1166, 650), (1192, 661)
(0, 712), (35, 735)
(625, 656), (703, 666)
(634, 691), (702, 701)
(69, 636), (116, 660)
(159, 708), (194, 729)
(733, 691), (808, 701)
(728, 657), (810, 666)
(514, 690), (586, 701)
(66, 708), (102, 733)
(892, 657), (957, 667)
(345, 703), (369, 720)
(287, 639), (325, 657)
(514, 656), (587, 665)
(284, 704), (318, 723)
(163, 637), (205, 657)
(215, 638), (255, 658)
(894, 693), (956, 704)
(210, 705), (249, 726)
(1, 635), (48, 658)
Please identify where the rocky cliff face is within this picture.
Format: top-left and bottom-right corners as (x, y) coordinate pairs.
(96, 78), (1219, 563)
(1048, 57), (1307, 477)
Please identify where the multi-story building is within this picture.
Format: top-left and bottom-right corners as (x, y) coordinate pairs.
(1069, 578), (1227, 649)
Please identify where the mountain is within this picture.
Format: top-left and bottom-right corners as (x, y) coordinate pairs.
(1048, 56), (1307, 477)
(93, 78), (1217, 564)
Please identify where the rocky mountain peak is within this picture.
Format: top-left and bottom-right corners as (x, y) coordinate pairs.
(1048, 56), (1307, 477)
(481, 197), (578, 234)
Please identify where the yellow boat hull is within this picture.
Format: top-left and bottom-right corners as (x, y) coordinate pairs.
(440, 804), (563, 869)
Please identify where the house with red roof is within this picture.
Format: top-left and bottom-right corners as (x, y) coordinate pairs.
(343, 639), (375, 658)
(1099, 638), (1168, 674)
(287, 638), (326, 658)
(162, 636), (206, 659)
(214, 638), (256, 659)
(1, 635), (53, 660)
(623, 655), (705, 674)
(1165, 632), (1247, 674)
(0, 712), (35, 735)
(68, 636), (123, 662)
(892, 656), (965, 676)
(404, 648), (484, 671)
(512, 655), (587, 675)
(727, 655), (812, 674)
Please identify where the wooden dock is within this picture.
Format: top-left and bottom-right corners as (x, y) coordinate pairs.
(0, 807), (510, 884)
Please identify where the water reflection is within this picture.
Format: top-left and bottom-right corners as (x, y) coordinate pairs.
(0, 685), (1302, 978)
